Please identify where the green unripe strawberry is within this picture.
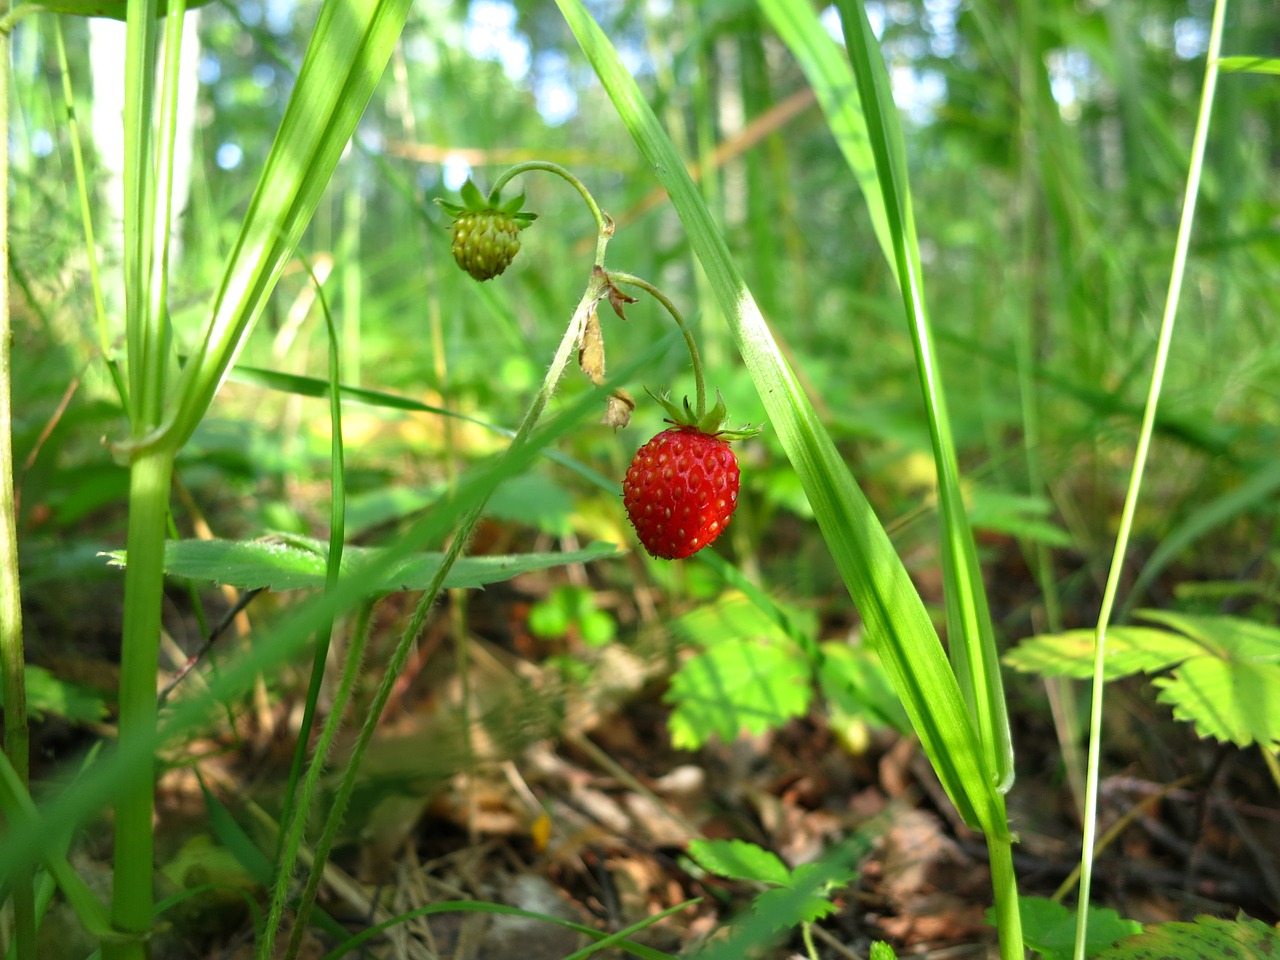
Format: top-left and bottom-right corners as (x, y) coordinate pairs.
(436, 179), (537, 282)
(449, 209), (522, 281)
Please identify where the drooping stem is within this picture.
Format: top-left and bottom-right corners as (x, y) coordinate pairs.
(489, 160), (612, 266)
(610, 271), (706, 420)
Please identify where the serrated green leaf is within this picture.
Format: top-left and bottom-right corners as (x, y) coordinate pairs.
(1009, 612), (1280, 749)
(1137, 609), (1280, 662)
(1097, 914), (1280, 960)
(687, 839), (792, 886)
(672, 591), (811, 648)
(869, 943), (897, 960)
(108, 538), (620, 593)
(1004, 627), (1203, 680)
(666, 640), (811, 749)
(751, 861), (855, 931)
(1154, 658), (1280, 749)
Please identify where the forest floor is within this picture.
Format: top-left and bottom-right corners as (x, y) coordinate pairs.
(26, 530), (1280, 960)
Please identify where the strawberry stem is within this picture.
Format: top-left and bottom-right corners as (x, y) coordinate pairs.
(490, 161), (613, 267)
(610, 272), (706, 421)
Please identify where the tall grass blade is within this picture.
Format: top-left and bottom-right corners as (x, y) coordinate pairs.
(829, 0), (1013, 790)
(554, 0), (1004, 837)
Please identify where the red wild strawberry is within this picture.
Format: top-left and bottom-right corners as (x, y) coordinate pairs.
(623, 426), (740, 560)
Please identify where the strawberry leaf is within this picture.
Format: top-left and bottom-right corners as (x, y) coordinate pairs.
(666, 639), (811, 749)
(687, 839), (792, 886)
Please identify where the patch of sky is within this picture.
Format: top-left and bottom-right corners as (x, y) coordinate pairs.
(239, 0), (262, 28)
(264, 0), (295, 36)
(1173, 16), (1208, 60)
(198, 53), (221, 85)
(464, 0), (530, 83)
(821, 2), (947, 125)
(532, 49), (578, 127)
(443, 156), (472, 192)
(1046, 48), (1099, 123)
(251, 64), (276, 89)
(30, 130), (54, 158)
(216, 142), (244, 170)
(923, 0), (960, 58)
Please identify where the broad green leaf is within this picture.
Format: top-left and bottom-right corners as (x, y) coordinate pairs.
(1097, 915), (1280, 960)
(666, 639), (811, 750)
(1009, 611), (1280, 749)
(967, 489), (1074, 549)
(672, 591), (812, 648)
(693, 840), (866, 959)
(1011, 896), (1141, 960)
(554, 0), (1002, 834)
(107, 537), (620, 593)
(752, 863), (847, 928)
(687, 839), (791, 887)
(1155, 657), (1280, 749)
(1004, 627), (1204, 681)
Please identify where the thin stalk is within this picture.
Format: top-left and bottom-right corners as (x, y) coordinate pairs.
(490, 161), (611, 265)
(53, 21), (112, 363)
(0, 0), (35, 952)
(258, 602), (373, 960)
(1073, 2), (1226, 956)
(273, 263), (346, 871)
(610, 271), (706, 419)
(107, 448), (175, 960)
(282, 277), (606, 957)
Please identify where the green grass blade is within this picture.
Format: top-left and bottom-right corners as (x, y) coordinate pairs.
(755, 0), (894, 282)
(554, 0), (1003, 836)
(830, 0), (1013, 791)
(163, 0), (412, 451)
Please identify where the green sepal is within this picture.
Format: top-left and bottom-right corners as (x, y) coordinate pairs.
(645, 387), (761, 441)
(499, 192), (527, 213)
(460, 178), (487, 210)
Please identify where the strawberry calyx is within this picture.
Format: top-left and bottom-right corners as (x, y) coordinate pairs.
(647, 387), (760, 442)
(435, 178), (538, 227)
(436, 179), (538, 281)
